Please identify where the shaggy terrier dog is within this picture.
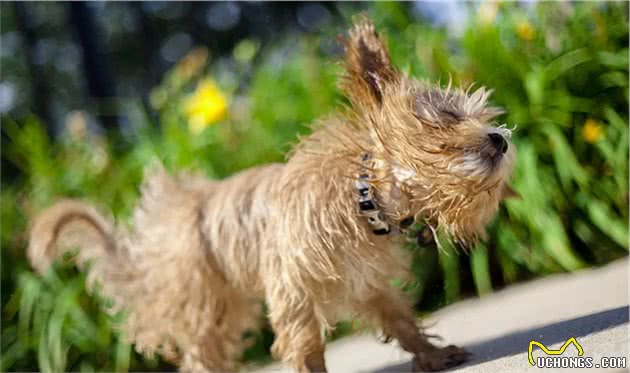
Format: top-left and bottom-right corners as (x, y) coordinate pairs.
(28, 16), (515, 373)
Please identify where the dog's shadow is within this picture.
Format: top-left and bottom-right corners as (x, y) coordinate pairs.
(369, 306), (629, 373)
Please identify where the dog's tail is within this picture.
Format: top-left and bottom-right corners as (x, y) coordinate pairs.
(28, 199), (115, 273)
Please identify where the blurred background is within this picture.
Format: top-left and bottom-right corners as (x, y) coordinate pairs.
(1, 1), (628, 372)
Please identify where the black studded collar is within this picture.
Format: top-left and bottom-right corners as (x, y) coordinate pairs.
(355, 153), (414, 235)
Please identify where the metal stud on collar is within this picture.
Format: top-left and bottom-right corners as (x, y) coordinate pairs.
(355, 174), (390, 235)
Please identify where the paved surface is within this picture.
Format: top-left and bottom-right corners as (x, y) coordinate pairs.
(252, 258), (629, 372)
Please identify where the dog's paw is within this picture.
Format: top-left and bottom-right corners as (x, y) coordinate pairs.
(411, 344), (470, 372)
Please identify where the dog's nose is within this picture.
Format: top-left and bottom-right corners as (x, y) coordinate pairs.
(488, 133), (508, 154)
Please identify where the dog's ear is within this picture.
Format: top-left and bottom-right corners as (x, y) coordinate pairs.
(340, 15), (399, 108)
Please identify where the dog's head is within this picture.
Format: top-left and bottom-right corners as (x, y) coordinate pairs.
(341, 16), (516, 244)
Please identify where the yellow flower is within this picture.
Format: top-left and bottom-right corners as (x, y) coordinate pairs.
(516, 21), (535, 41)
(582, 119), (604, 144)
(184, 78), (228, 133)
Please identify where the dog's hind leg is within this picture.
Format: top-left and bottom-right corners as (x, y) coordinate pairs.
(173, 289), (262, 373)
(110, 166), (262, 372)
(362, 293), (470, 372)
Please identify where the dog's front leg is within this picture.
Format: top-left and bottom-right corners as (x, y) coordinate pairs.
(267, 295), (327, 373)
(364, 293), (470, 372)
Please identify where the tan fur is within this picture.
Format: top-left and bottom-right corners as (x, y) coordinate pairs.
(28, 16), (515, 373)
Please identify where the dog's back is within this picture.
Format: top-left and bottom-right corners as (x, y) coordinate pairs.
(196, 163), (284, 295)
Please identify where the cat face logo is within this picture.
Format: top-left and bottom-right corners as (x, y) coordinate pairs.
(528, 337), (584, 366)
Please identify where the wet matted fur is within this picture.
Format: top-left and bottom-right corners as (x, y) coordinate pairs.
(28, 16), (515, 373)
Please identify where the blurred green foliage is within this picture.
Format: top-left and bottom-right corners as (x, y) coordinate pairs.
(1, 2), (628, 371)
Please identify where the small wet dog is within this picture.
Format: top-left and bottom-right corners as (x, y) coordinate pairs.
(28, 16), (515, 372)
